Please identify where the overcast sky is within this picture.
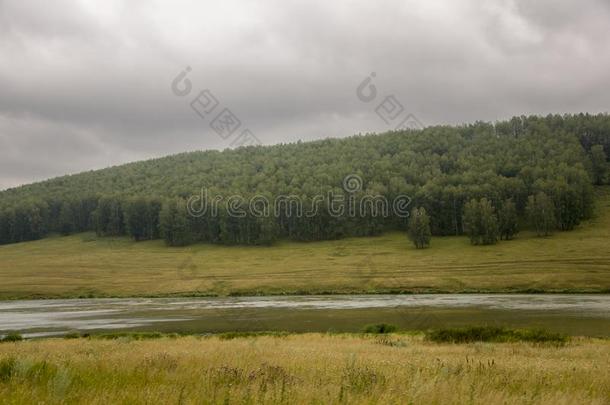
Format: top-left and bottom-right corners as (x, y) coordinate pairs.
(1, 0), (609, 190)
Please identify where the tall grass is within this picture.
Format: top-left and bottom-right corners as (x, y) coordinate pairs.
(1, 334), (608, 404)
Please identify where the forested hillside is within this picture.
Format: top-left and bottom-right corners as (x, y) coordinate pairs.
(0, 114), (608, 247)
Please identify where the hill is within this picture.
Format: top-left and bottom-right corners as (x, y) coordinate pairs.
(0, 113), (608, 247)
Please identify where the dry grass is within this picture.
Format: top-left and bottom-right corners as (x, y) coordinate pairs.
(0, 334), (608, 404)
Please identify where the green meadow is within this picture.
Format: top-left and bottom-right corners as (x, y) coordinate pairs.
(0, 188), (609, 300)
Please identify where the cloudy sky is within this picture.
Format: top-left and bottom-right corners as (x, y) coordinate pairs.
(1, 0), (609, 190)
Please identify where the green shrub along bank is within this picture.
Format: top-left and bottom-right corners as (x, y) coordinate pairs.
(425, 326), (568, 344)
(0, 333), (23, 343)
(363, 324), (398, 334)
(0, 114), (608, 247)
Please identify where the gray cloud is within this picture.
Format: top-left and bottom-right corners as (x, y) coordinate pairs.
(1, 0), (609, 190)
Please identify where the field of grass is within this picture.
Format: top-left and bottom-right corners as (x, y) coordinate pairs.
(1, 333), (608, 404)
(0, 188), (609, 299)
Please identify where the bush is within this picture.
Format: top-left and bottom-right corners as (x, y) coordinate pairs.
(515, 328), (569, 343)
(1, 332), (23, 343)
(425, 326), (567, 344)
(363, 323), (397, 334)
(93, 332), (164, 340)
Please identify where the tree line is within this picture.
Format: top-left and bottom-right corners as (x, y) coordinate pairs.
(0, 113), (608, 247)
(407, 189), (578, 249)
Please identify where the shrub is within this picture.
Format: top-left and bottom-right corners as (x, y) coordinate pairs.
(425, 326), (567, 344)
(363, 324), (397, 334)
(1, 332), (23, 343)
(93, 332), (164, 340)
(515, 328), (569, 343)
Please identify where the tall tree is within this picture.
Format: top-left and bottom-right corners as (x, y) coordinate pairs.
(479, 198), (499, 245)
(159, 199), (191, 246)
(463, 198), (498, 245)
(526, 192), (556, 236)
(498, 198), (518, 240)
(58, 201), (75, 235)
(463, 199), (481, 245)
(590, 144), (607, 185)
(408, 207), (431, 249)
(0, 210), (13, 245)
(123, 198), (149, 241)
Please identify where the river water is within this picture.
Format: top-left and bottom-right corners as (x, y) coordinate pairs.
(1, 294), (609, 338)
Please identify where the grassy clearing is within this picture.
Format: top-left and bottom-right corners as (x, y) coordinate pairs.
(0, 187), (609, 299)
(0, 333), (608, 404)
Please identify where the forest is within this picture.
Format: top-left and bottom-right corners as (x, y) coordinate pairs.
(0, 113), (608, 247)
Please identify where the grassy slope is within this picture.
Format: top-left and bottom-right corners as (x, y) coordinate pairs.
(1, 334), (609, 404)
(0, 188), (609, 299)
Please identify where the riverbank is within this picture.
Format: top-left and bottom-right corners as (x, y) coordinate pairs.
(1, 333), (608, 404)
(1, 188), (608, 300)
(3, 294), (610, 338)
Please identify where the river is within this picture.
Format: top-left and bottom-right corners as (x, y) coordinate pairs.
(1, 294), (609, 338)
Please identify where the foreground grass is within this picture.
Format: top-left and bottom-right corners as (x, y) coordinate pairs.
(0, 188), (609, 299)
(0, 333), (608, 404)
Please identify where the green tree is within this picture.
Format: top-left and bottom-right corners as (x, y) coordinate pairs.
(591, 144), (607, 185)
(463, 199), (481, 245)
(408, 207), (431, 249)
(58, 201), (75, 235)
(159, 199), (191, 246)
(92, 197), (124, 237)
(498, 198), (518, 240)
(463, 198), (498, 245)
(0, 209), (13, 244)
(526, 192), (556, 236)
(124, 198), (149, 241)
(552, 183), (581, 231)
(479, 198), (499, 245)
